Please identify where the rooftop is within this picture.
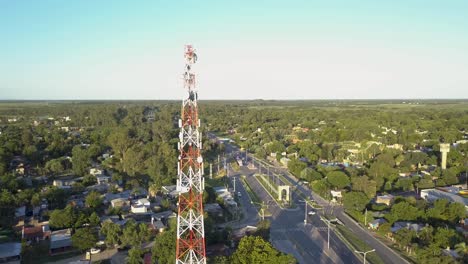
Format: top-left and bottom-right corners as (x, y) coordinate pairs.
(0, 242), (21, 259)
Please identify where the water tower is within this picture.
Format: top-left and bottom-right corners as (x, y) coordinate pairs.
(439, 143), (450, 170)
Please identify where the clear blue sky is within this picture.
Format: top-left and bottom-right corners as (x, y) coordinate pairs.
(1, 0), (467, 99)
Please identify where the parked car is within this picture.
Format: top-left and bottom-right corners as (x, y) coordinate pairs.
(90, 248), (101, 254)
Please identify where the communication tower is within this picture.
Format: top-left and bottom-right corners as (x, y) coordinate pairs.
(175, 45), (206, 264)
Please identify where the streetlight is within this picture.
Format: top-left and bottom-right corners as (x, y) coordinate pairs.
(251, 201), (266, 221)
(320, 217), (332, 250)
(355, 249), (375, 264)
(299, 199), (309, 226)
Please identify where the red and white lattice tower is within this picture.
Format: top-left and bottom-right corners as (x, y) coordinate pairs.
(176, 45), (206, 264)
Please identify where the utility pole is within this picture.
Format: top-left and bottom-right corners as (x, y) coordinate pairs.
(233, 177), (236, 192)
(355, 249), (375, 264)
(217, 155), (220, 176)
(268, 166), (271, 193)
(321, 217), (331, 250)
(303, 200), (308, 226)
(209, 163), (212, 179)
(364, 207), (368, 227)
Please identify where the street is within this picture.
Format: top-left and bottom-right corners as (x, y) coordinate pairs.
(249, 155), (410, 264)
(215, 135), (360, 264)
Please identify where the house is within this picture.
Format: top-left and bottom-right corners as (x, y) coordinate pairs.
(111, 198), (130, 208)
(136, 198), (150, 208)
(100, 215), (121, 225)
(0, 242), (21, 263)
(152, 210), (176, 221)
(15, 206), (26, 220)
(162, 185), (178, 199)
(375, 195), (394, 206)
(68, 198), (85, 208)
(280, 157), (290, 167)
(204, 203), (223, 217)
(442, 247), (460, 260)
(96, 176), (110, 185)
(368, 219), (387, 230)
(104, 190), (132, 204)
(391, 222), (424, 233)
(131, 204), (148, 214)
(232, 226), (258, 240)
(151, 217), (166, 233)
(420, 188), (468, 211)
(50, 229), (73, 255)
(89, 168), (103, 177)
(53, 179), (77, 189)
(130, 188), (148, 199)
(206, 243), (229, 257)
(22, 225), (51, 242)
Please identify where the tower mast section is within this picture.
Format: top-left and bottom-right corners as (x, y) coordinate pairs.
(175, 45), (206, 264)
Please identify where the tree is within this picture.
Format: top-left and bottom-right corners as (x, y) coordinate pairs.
(385, 201), (421, 224)
(300, 168), (322, 182)
(127, 247), (144, 264)
(454, 242), (467, 258)
(343, 191), (369, 212)
(416, 244), (458, 264)
(122, 145), (145, 176)
(441, 169), (459, 185)
(45, 158), (64, 174)
(351, 175), (377, 198)
(30, 193), (41, 207)
(72, 145), (90, 176)
(88, 212), (100, 227)
(395, 177), (413, 191)
(326, 171), (350, 189)
(417, 175), (435, 189)
(230, 236), (296, 264)
(394, 228), (416, 252)
(433, 227), (459, 249)
(85, 191), (102, 208)
(49, 205), (76, 229)
(82, 174), (97, 186)
(120, 219), (151, 248)
(72, 227), (98, 251)
(101, 222), (122, 247)
(152, 229), (176, 264)
(287, 158), (307, 177)
(0, 189), (17, 228)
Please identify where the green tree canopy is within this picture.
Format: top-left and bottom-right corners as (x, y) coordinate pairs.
(343, 191), (370, 212)
(72, 227), (98, 251)
(230, 236), (296, 264)
(326, 171), (350, 189)
(85, 191), (102, 208)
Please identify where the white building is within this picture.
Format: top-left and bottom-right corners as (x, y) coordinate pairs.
(131, 204), (148, 214)
(136, 198), (150, 208)
(421, 188), (468, 212)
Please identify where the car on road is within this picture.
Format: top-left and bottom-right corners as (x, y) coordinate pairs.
(237, 192), (242, 197)
(308, 211), (316, 216)
(90, 248), (101, 254)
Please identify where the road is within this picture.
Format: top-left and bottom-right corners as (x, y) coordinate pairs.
(248, 155), (410, 264)
(213, 134), (359, 264)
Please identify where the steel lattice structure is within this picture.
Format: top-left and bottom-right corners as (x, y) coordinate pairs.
(175, 45), (206, 264)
